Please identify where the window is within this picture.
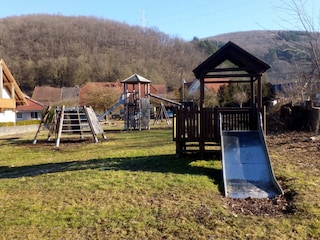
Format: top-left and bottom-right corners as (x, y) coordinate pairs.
(31, 112), (38, 119)
(16, 112), (23, 119)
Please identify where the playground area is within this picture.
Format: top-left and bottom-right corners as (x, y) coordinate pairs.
(30, 42), (287, 200)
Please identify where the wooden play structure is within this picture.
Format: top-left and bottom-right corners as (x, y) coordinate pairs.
(174, 41), (270, 154)
(121, 74), (151, 130)
(99, 74), (181, 130)
(33, 105), (106, 147)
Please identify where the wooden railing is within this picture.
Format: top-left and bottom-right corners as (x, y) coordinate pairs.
(173, 107), (258, 143)
(219, 108), (257, 131)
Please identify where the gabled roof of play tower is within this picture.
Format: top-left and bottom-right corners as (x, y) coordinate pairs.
(121, 74), (151, 83)
(193, 41), (270, 79)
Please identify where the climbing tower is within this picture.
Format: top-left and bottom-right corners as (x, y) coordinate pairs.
(33, 105), (106, 147)
(121, 74), (151, 130)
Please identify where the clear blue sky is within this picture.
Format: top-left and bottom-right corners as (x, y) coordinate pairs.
(0, 0), (319, 40)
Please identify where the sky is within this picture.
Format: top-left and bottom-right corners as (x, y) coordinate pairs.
(0, 0), (319, 41)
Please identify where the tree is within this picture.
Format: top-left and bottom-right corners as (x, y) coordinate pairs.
(278, 0), (320, 102)
(232, 91), (248, 108)
(192, 89), (218, 108)
(81, 85), (121, 114)
(218, 81), (274, 107)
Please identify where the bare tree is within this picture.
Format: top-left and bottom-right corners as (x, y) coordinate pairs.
(81, 86), (121, 113)
(278, 0), (320, 101)
(232, 91), (248, 108)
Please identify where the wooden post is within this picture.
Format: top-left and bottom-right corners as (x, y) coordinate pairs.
(199, 77), (205, 154)
(263, 106), (267, 134)
(214, 107), (220, 142)
(55, 105), (65, 147)
(0, 64), (2, 99)
(76, 107), (84, 139)
(47, 109), (57, 141)
(33, 106), (51, 144)
(250, 76), (254, 108)
(257, 75), (262, 109)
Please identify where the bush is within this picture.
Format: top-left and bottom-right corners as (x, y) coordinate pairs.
(0, 122), (15, 127)
(0, 120), (41, 127)
(16, 120), (41, 126)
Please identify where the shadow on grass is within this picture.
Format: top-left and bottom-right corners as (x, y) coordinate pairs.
(0, 154), (223, 192)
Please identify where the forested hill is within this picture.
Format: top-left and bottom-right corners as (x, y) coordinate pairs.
(0, 14), (207, 95)
(0, 14), (310, 95)
(205, 30), (312, 84)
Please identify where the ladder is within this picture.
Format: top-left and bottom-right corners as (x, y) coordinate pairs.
(33, 105), (106, 147)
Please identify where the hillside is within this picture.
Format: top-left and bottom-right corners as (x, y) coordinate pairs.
(205, 30), (311, 84)
(0, 15), (313, 95)
(206, 31), (283, 57)
(0, 15), (207, 95)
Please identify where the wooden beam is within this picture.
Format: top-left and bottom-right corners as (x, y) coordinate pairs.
(202, 67), (249, 72)
(204, 73), (260, 78)
(204, 79), (254, 84)
(0, 64), (2, 98)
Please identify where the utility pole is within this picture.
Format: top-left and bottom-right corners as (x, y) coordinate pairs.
(182, 78), (186, 102)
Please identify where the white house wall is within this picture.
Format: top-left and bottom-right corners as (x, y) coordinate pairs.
(0, 110), (16, 123)
(2, 87), (10, 99)
(0, 81), (16, 123)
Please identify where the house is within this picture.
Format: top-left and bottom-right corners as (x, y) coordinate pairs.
(0, 59), (27, 123)
(185, 78), (226, 96)
(16, 95), (46, 121)
(150, 84), (167, 95)
(32, 86), (80, 106)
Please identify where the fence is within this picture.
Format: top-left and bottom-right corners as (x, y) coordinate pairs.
(173, 107), (259, 154)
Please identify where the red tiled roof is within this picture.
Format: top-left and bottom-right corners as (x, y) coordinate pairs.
(32, 86), (80, 106)
(32, 86), (61, 105)
(151, 84), (167, 95)
(204, 79), (225, 92)
(16, 95), (46, 111)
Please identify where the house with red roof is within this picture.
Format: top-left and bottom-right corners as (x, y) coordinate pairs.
(187, 79), (226, 96)
(16, 95), (46, 121)
(32, 86), (80, 106)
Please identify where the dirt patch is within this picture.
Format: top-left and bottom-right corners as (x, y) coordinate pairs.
(222, 190), (296, 217)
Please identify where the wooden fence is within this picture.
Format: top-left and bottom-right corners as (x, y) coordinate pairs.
(173, 107), (259, 154)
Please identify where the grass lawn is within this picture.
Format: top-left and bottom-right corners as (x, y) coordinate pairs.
(0, 124), (319, 239)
